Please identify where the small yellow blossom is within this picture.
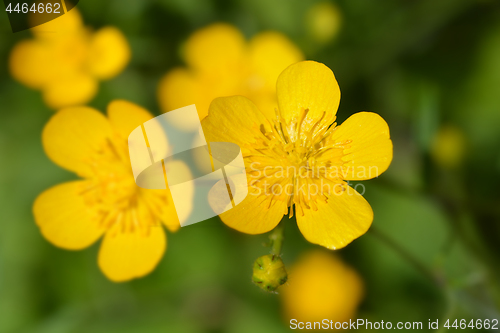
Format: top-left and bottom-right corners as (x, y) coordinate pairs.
(33, 100), (193, 282)
(202, 61), (393, 249)
(157, 23), (304, 131)
(9, 9), (130, 109)
(280, 250), (364, 325)
(431, 125), (466, 169)
(306, 1), (342, 44)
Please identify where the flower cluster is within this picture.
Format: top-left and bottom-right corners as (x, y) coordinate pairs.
(20, 12), (392, 289)
(9, 9), (130, 109)
(157, 23), (304, 130)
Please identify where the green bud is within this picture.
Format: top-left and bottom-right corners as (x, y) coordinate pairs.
(252, 254), (288, 292)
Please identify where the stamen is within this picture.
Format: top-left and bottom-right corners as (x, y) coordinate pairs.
(78, 137), (162, 236)
(243, 106), (351, 214)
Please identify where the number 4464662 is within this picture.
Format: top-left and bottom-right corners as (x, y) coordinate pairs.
(5, 2), (61, 14)
(444, 319), (499, 330)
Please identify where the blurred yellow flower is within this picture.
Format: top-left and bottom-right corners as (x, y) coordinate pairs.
(306, 1), (342, 44)
(9, 9), (130, 109)
(431, 125), (466, 169)
(33, 100), (192, 282)
(157, 23), (304, 131)
(202, 61), (393, 249)
(280, 250), (364, 326)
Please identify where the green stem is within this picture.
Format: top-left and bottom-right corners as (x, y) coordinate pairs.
(269, 221), (285, 256)
(436, 290), (457, 333)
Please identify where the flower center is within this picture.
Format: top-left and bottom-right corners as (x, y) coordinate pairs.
(78, 135), (158, 234)
(244, 107), (351, 216)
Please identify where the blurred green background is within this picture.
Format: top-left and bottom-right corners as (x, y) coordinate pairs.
(1, 0), (500, 332)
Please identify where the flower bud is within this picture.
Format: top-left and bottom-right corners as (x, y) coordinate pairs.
(252, 254), (288, 292)
(306, 2), (342, 44)
(431, 125), (466, 169)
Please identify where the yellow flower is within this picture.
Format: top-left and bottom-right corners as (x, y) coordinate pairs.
(157, 23), (304, 131)
(9, 9), (130, 109)
(305, 1), (342, 44)
(280, 250), (364, 325)
(202, 61), (393, 249)
(431, 125), (466, 169)
(33, 100), (192, 282)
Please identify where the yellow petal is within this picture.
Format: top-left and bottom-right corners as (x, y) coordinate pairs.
(276, 61), (340, 129)
(49, 32), (90, 75)
(157, 68), (204, 131)
(191, 131), (213, 175)
(159, 189), (184, 232)
(330, 112), (393, 180)
(163, 160), (194, 229)
(30, 7), (84, 40)
(98, 223), (166, 282)
(201, 95), (270, 147)
(144, 188), (189, 233)
(42, 73), (98, 109)
(87, 27), (131, 80)
(42, 106), (112, 177)
(184, 23), (246, 73)
(296, 186), (373, 249)
(249, 31), (303, 92)
(107, 100), (154, 140)
(141, 160), (194, 232)
(218, 185), (286, 234)
(9, 40), (58, 89)
(157, 68), (247, 129)
(158, 68), (196, 111)
(33, 181), (105, 250)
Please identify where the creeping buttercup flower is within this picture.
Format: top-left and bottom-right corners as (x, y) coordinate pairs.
(33, 101), (193, 282)
(9, 9), (130, 109)
(252, 254), (288, 292)
(280, 250), (364, 325)
(157, 23), (304, 131)
(202, 61), (393, 250)
(306, 1), (342, 44)
(431, 125), (466, 169)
